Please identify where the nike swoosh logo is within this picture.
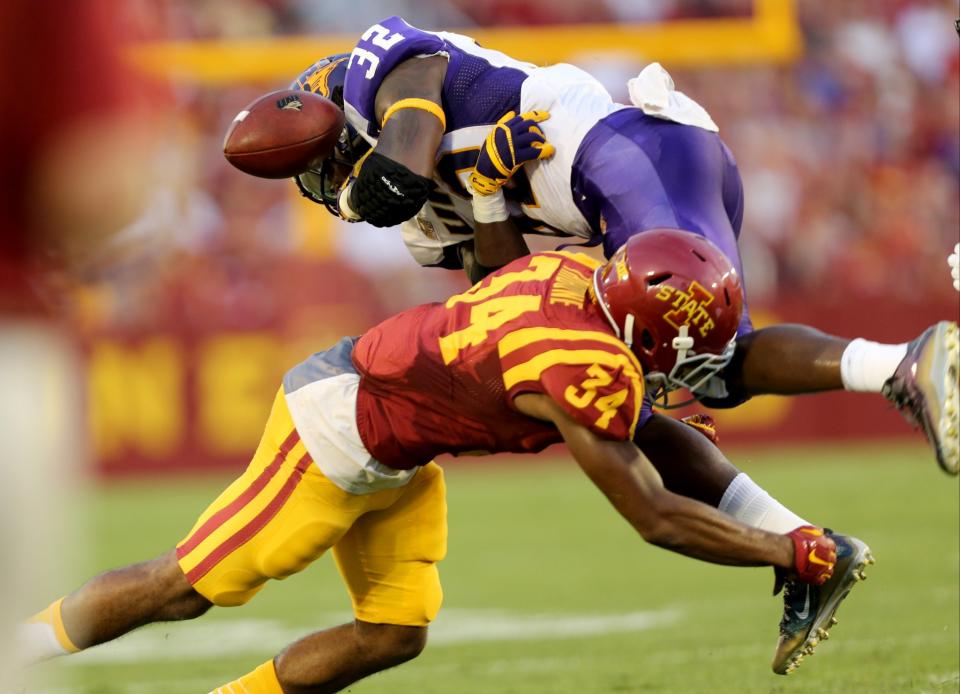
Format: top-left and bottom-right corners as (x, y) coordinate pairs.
(795, 590), (811, 620)
(808, 548), (832, 566)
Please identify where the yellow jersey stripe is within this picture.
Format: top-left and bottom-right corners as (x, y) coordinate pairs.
(538, 250), (603, 270)
(499, 327), (644, 375)
(502, 348), (643, 438)
(446, 255), (562, 307)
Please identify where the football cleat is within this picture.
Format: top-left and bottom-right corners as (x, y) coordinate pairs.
(882, 321), (960, 475)
(772, 533), (874, 675)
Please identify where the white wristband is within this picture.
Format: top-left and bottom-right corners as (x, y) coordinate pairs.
(471, 189), (509, 224)
(338, 181), (361, 222)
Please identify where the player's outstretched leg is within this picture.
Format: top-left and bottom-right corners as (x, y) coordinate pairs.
(772, 533), (875, 675)
(19, 549), (212, 662)
(882, 321), (960, 475)
(210, 621), (427, 693)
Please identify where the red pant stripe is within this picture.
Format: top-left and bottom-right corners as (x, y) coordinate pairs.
(184, 451), (314, 584)
(176, 429), (300, 559)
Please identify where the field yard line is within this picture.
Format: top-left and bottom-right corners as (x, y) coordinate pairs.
(63, 608), (682, 665)
(621, 629), (959, 666)
(429, 606), (681, 645)
(40, 659), (586, 694)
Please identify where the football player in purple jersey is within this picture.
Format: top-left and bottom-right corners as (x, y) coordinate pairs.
(279, 17), (958, 479)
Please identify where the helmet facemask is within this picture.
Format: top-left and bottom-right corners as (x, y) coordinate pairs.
(291, 57), (372, 217)
(643, 327), (737, 408)
(592, 229), (744, 408)
(294, 124), (369, 217)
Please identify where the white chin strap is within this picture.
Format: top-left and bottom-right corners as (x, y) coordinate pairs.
(622, 314), (635, 348)
(671, 325), (695, 361)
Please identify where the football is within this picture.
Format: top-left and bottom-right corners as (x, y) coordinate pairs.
(223, 89), (345, 179)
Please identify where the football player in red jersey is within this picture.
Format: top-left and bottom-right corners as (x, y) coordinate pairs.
(19, 230), (870, 690)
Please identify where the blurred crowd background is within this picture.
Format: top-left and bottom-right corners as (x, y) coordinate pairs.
(2, 1), (956, 680)
(3, 0), (958, 476)
(60, 0), (959, 330)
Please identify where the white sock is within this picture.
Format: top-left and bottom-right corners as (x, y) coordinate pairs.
(840, 338), (908, 393)
(16, 621), (72, 664)
(718, 473), (809, 534)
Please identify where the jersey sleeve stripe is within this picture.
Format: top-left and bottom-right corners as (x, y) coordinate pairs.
(502, 348), (643, 437)
(498, 326), (644, 374)
(539, 250), (603, 272)
(503, 347), (640, 388)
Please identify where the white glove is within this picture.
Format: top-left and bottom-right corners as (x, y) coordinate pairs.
(949, 242), (959, 292)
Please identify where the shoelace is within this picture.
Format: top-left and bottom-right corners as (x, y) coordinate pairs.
(780, 581), (805, 629)
(882, 377), (923, 429)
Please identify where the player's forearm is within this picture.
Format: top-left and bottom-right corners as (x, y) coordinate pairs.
(457, 241), (496, 284)
(518, 393), (795, 571)
(636, 488), (794, 567)
(474, 219), (529, 268)
(585, 450), (793, 569)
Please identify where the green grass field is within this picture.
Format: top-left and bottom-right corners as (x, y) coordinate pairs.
(30, 442), (960, 693)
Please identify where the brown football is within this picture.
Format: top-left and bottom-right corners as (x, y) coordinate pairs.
(223, 89), (345, 179)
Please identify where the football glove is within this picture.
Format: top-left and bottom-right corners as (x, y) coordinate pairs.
(786, 525), (836, 586)
(679, 413), (719, 445)
(948, 242), (959, 292)
(469, 110), (555, 196)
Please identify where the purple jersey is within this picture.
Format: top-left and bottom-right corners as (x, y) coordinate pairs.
(325, 18), (754, 338)
(570, 108), (754, 338)
(342, 16), (530, 138)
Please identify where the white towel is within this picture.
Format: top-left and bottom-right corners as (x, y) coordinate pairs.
(627, 62), (719, 132)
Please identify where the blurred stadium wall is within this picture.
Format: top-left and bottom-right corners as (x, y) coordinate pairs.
(47, 0), (957, 475)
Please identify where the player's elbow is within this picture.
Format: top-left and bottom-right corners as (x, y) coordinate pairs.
(634, 493), (685, 549)
(636, 518), (677, 549)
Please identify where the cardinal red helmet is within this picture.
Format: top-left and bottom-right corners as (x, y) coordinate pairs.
(592, 229), (744, 401)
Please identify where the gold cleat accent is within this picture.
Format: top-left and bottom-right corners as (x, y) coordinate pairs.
(884, 321), (960, 475)
(772, 535), (872, 675)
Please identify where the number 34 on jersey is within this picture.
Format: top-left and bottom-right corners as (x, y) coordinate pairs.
(438, 254), (645, 439)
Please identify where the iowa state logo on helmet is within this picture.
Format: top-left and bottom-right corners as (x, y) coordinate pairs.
(654, 281), (717, 338)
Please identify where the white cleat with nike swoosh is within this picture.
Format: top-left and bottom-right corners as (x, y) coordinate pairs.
(771, 533), (874, 675)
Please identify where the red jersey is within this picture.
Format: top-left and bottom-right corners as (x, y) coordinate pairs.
(352, 251), (646, 469)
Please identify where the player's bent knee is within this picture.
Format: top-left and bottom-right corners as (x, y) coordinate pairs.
(357, 621), (428, 666)
(152, 550), (214, 620)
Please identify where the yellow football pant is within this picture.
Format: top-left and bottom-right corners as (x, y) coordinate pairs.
(177, 388), (447, 626)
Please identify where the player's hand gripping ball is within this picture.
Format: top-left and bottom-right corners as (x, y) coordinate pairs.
(223, 89), (345, 179)
(787, 526), (837, 585)
(469, 110), (555, 196)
